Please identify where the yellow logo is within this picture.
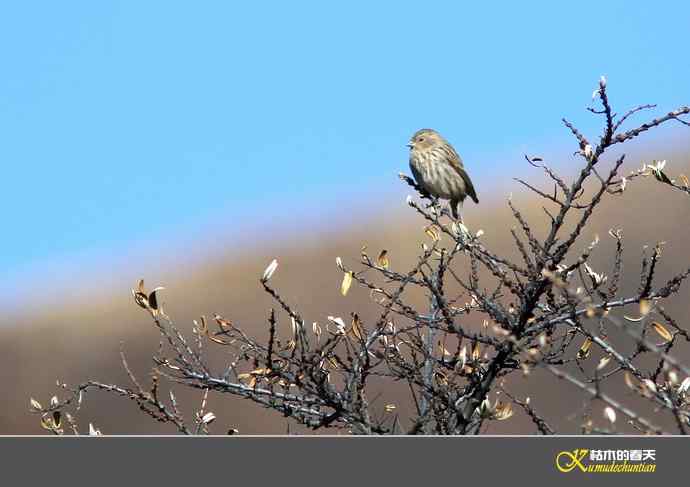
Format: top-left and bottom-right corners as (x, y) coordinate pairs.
(555, 448), (657, 473)
(556, 449), (589, 473)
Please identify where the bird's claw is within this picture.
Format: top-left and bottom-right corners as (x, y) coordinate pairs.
(425, 198), (440, 209)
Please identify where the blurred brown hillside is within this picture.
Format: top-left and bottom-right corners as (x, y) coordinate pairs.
(2, 142), (690, 434)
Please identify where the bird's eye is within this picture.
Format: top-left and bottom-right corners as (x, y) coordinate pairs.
(418, 137), (424, 142)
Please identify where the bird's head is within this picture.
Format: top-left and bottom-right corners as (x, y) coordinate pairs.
(407, 128), (445, 152)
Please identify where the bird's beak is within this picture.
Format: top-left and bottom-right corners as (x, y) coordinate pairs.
(406, 143), (413, 149)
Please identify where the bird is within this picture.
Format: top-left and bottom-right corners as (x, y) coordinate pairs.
(407, 128), (478, 220)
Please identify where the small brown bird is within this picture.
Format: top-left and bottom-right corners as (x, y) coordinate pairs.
(408, 128), (478, 219)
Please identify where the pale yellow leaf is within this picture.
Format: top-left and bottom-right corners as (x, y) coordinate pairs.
(376, 250), (389, 269)
(577, 337), (592, 359)
(652, 321), (673, 343)
(341, 271), (353, 296)
(424, 225), (440, 242)
(597, 356), (612, 371)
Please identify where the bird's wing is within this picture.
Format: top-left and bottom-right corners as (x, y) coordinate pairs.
(445, 146), (479, 204)
(453, 164), (479, 204)
(409, 160), (428, 195)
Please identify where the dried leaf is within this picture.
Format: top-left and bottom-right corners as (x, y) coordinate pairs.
(424, 225), (440, 242)
(651, 322), (673, 343)
(454, 346), (468, 372)
(52, 410), (61, 428)
(40, 416), (55, 431)
(643, 379), (657, 393)
(132, 290), (149, 309)
(349, 314), (364, 341)
(596, 356), (612, 371)
(291, 317), (298, 337)
(623, 314), (645, 323)
(608, 228), (622, 240)
(434, 370), (448, 386)
(583, 144), (594, 160)
(341, 271), (353, 296)
(148, 286), (165, 311)
(604, 406), (616, 424)
(327, 357), (339, 370)
(327, 316), (347, 335)
(196, 316), (208, 334)
(681, 174), (690, 188)
(471, 342), (480, 362)
(208, 335), (231, 345)
(494, 402), (513, 421)
(437, 341), (451, 357)
(655, 169), (673, 185)
(639, 299), (651, 316)
(261, 259), (279, 282)
(624, 371), (636, 390)
(478, 399), (492, 417)
(577, 337), (592, 359)
(213, 314), (232, 331)
(201, 412), (216, 425)
(376, 250), (389, 269)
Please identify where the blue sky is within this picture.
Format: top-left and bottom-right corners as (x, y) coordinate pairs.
(1, 1), (689, 304)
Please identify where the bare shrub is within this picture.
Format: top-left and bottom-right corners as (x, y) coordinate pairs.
(31, 79), (690, 435)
